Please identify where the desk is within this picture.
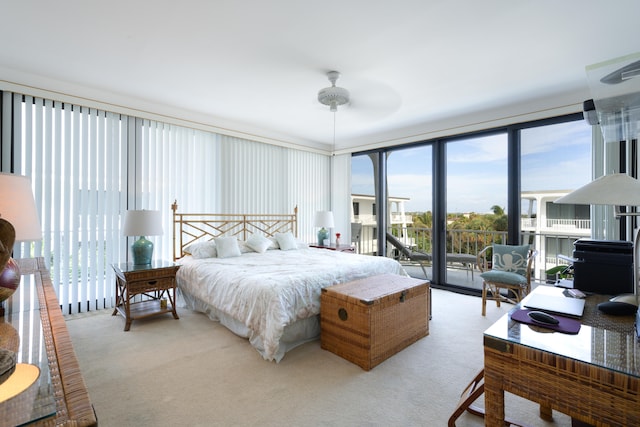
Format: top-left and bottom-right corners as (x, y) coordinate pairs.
(0, 258), (97, 426)
(483, 286), (640, 426)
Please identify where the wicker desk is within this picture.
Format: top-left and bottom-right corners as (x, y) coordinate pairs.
(0, 257), (97, 426)
(483, 286), (640, 426)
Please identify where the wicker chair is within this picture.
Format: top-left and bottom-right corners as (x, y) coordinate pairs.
(477, 244), (536, 316)
(448, 368), (526, 427)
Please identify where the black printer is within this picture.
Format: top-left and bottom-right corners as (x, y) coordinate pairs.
(572, 239), (634, 295)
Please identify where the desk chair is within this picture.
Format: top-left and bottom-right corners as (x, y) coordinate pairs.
(477, 244), (535, 316)
(448, 368), (526, 427)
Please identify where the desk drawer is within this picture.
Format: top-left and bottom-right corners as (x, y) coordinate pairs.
(127, 276), (175, 294)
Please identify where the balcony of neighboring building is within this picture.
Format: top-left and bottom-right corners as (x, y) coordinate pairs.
(353, 213), (413, 225)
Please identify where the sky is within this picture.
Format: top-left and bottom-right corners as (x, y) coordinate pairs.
(351, 120), (592, 214)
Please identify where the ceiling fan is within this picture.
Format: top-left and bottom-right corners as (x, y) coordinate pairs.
(316, 71), (402, 119)
(317, 71), (350, 112)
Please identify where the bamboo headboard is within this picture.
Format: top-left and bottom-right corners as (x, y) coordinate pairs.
(171, 200), (298, 261)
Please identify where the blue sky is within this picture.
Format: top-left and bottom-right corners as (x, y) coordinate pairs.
(352, 120), (592, 213)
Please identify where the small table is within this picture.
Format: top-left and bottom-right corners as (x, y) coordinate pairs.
(111, 260), (180, 331)
(309, 243), (355, 253)
(483, 285), (640, 426)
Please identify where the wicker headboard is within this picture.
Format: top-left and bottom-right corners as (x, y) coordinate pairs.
(171, 200), (298, 260)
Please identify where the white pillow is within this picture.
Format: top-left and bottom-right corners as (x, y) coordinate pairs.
(184, 241), (217, 259)
(245, 234), (273, 253)
(268, 237), (280, 250)
(275, 232), (298, 251)
(215, 237), (242, 258)
(238, 240), (252, 254)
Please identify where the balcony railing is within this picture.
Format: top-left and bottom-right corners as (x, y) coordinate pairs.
(520, 217), (591, 232)
(352, 224), (585, 284)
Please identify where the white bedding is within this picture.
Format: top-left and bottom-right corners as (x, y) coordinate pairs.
(176, 248), (406, 362)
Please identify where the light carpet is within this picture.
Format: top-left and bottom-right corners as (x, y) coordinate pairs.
(65, 289), (571, 427)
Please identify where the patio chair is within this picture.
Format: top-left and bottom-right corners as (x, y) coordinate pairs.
(385, 232), (432, 278)
(351, 223), (362, 253)
(477, 244), (536, 316)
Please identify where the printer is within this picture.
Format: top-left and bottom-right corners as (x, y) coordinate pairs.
(572, 239), (634, 295)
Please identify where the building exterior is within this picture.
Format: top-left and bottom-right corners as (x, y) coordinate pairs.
(351, 194), (411, 254)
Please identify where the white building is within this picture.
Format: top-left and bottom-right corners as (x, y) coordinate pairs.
(350, 194), (411, 254)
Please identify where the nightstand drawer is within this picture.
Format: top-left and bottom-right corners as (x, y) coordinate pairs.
(126, 276), (175, 294)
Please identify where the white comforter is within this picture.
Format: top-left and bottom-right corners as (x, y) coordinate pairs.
(176, 248), (406, 361)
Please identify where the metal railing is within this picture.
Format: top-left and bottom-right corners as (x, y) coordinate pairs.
(353, 224), (585, 285)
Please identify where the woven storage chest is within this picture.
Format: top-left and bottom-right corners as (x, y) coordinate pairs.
(320, 274), (429, 370)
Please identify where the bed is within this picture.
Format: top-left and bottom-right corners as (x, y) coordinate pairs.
(171, 201), (407, 362)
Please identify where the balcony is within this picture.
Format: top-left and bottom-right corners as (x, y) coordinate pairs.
(353, 214), (413, 225)
(520, 217), (590, 236)
(352, 224), (584, 287)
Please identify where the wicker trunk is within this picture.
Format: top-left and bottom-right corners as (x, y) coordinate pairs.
(320, 274), (429, 370)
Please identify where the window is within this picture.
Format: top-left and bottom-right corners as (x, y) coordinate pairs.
(446, 133), (507, 288)
(521, 119), (592, 279)
(351, 113), (591, 293)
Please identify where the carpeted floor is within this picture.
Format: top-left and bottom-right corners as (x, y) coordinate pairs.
(65, 288), (571, 427)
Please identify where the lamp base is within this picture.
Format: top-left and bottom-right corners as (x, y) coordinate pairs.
(0, 258), (21, 316)
(131, 236), (154, 265)
(317, 228), (329, 246)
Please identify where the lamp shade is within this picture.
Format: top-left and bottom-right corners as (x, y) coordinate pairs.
(0, 173), (41, 310)
(0, 173), (42, 242)
(554, 173), (640, 206)
(314, 211), (335, 228)
(122, 210), (163, 237)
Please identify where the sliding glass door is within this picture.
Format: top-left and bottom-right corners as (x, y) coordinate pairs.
(445, 134), (508, 290)
(386, 146), (433, 279)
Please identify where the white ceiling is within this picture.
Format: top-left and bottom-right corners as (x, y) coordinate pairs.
(1, 1), (639, 153)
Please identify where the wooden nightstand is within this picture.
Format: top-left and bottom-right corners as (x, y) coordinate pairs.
(111, 260), (180, 331)
(309, 243), (355, 253)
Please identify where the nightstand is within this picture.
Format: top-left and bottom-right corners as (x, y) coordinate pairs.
(309, 243), (355, 253)
(111, 260), (180, 331)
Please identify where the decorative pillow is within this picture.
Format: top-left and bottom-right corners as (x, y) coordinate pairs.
(275, 232), (298, 251)
(238, 240), (252, 254)
(184, 241), (217, 259)
(480, 270), (527, 285)
(215, 237), (242, 258)
(245, 234), (273, 253)
(492, 244), (530, 276)
(268, 237), (280, 250)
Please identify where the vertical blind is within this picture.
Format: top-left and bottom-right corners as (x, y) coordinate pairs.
(1, 90), (331, 315)
(5, 93), (127, 314)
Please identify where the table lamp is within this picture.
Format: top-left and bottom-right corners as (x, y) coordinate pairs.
(122, 210), (163, 265)
(314, 211), (334, 246)
(555, 173), (640, 312)
(0, 173), (42, 314)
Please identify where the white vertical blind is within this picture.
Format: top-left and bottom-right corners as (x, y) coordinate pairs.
(6, 94), (127, 314)
(2, 91), (332, 315)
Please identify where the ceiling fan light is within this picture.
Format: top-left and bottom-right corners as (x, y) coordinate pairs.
(318, 86), (350, 111)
